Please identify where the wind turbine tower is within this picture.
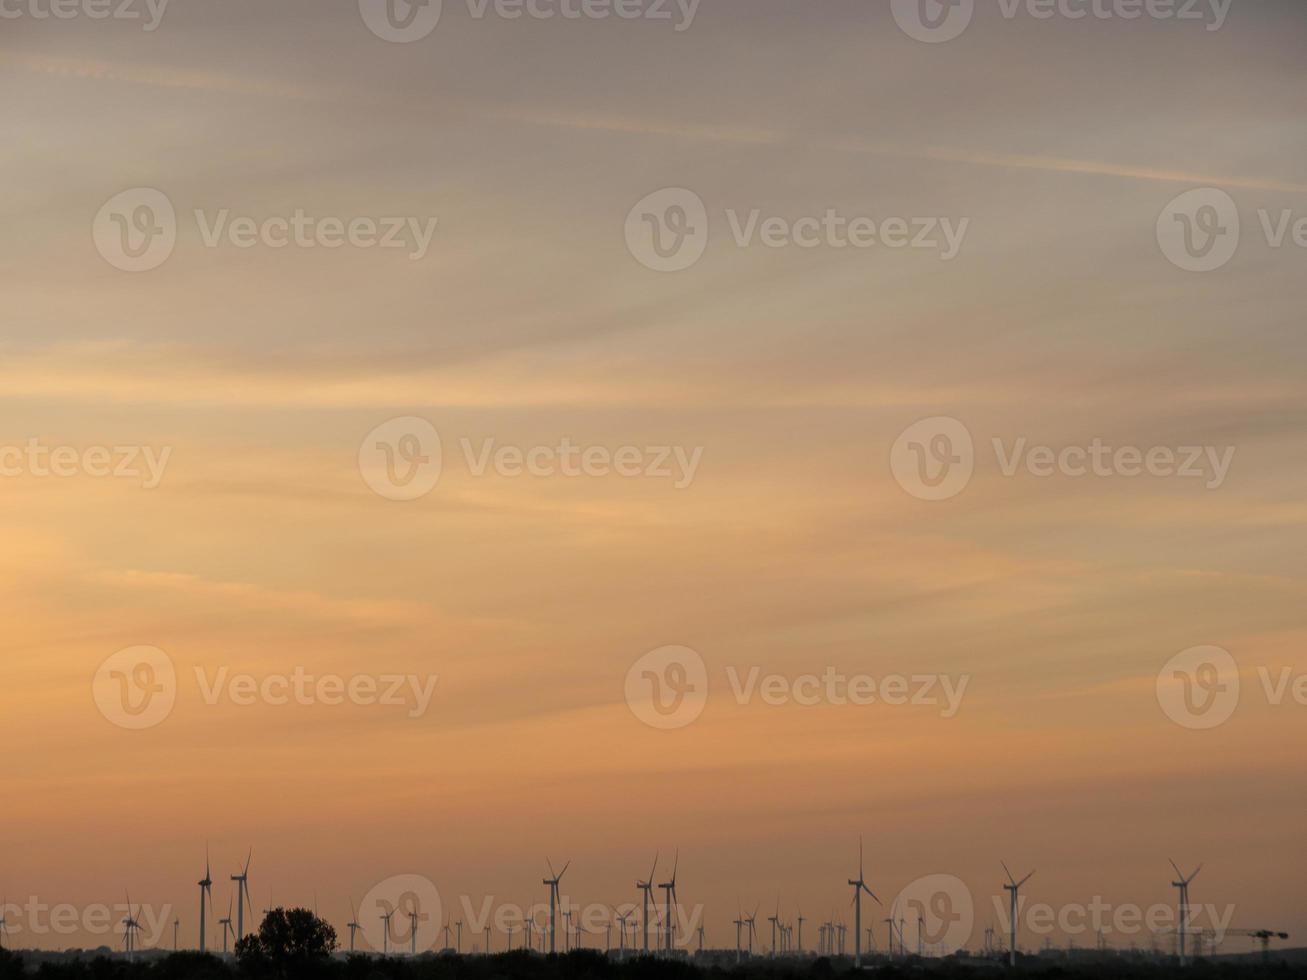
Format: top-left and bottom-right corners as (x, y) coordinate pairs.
(218, 898), (234, 955)
(1002, 862), (1035, 969)
(636, 854), (658, 955)
(231, 851), (253, 942)
(659, 853), (680, 954)
(347, 901), (360, 954)
(543, 859), (570, 954)
(848, 838), (881, 969)
(1170, 861), (1202, 967)
(198, 850), (213, 955)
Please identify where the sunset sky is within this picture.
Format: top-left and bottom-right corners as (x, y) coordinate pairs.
(2, 0), (1306, 957)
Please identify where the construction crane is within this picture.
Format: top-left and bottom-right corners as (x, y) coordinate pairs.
(1225, 929), (1290, 965)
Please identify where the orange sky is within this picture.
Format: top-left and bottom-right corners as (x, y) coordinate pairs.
(1, 0), (1305, 959)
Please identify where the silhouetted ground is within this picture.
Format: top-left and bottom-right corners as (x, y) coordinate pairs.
(4, 949), (1306, 980)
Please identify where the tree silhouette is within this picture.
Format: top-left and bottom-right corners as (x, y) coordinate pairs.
(235, 908), (338, 976)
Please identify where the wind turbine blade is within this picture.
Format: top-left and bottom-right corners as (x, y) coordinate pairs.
(1018, 871), (1035, 888)
(1001, 862), (1016, 885)
(859, 836), (865, 878)
(1169, 859), (1183, 879)
(863, 885), (882, 905)
(546, 858), (557, 879)
(1190, 864), (1203, 882)
(649, 853), (659, 883)
(559, 860), (571, 880)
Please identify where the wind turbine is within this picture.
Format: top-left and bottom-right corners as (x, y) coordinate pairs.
(732, 905), (745, 964)
(636, 853), (658, 955)
(122, 893), (141, 961)
(848, 837), (881, 969)
(744, 904), (759, 957)
(456, 919), (463, 953)
(193, 848), (214, 955)
(0, 901), (8, 951)
(1170, 861), (1202, 967)
(543, 858), (570, 954)
(411, 911), (420, 956)
(768, 898), (781, 958)
(658, 852), (680, 953)
(231, 851), (253, 942)
(796, 905), (805, 956)
(218, 897), (234, 955)
(1002, 862), (1035, 968)
(441, 917), (452, 952)
(347, 901), (360, 954)
(380, 909), (394, 956)
(617, 910), (633, 959)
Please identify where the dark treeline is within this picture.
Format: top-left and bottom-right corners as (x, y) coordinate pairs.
(5, 949), (1307, 980)
(2, 913), (1300, 980)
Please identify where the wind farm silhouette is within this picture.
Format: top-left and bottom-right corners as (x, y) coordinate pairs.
(0, 843), (1298, 980)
